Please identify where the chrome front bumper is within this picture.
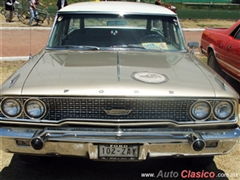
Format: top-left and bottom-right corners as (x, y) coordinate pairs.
(1, 126), (240, 160)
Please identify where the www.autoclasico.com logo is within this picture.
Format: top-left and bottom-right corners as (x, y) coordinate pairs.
(141, 170), (216, 179)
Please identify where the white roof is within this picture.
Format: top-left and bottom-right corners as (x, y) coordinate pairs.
(60, 2), (175, 15)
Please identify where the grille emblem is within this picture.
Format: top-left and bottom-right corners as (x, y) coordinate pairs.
(104, 109), (132, 115)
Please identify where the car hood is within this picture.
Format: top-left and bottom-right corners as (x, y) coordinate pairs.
(3, 50), (232, 97)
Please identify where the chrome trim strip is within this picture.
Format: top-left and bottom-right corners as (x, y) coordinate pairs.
(215, 77), (227, 90)
(222, 71), (240, 82)
(9, 74), (20, 88)
(215, 57), (240, 82)
(117, 51), (120, 81)
(218, 58), (240, 74)
(1, 96), (237, 101)
(201, 47), (207, 54)
(0, 119), (238, 127)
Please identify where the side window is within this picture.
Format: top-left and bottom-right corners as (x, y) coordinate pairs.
(230, 25), (240, 40)
(234, 28), (240, 40)
(149, 18), (184, 51)
(172, 24), (180, 45)
(163, 21), (179, 44)
(48, 15), (73, 47)
(69, 18), (81, 30)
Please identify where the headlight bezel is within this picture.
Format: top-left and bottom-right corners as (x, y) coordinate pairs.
(213, 101), (234, 120)
(0, 98), (23, 118)
(24, 99), (47, 119)
(190, 101), (212, 121)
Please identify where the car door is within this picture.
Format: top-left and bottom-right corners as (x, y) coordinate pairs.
(211, 32), (227, 66)
(223, 25), (240, 82)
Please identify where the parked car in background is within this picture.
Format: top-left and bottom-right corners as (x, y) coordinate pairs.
(1, 2), (239, 168)
(200, 20), (240, 83)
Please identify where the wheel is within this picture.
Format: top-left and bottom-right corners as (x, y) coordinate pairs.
(208, 51), (225, 77)
(189, 156), (214, 168)
(35, 18), (44, 25)
(18, 11), (30, 24)
(17, 9), (25, 22)
(140, 34), (163, 43)
(0, 8), (6, 17)
(47, 15), (55, 25)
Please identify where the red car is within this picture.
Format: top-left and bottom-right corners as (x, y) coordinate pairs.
(200, 20), (240, 83)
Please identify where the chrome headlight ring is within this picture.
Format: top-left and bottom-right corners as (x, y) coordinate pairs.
(24, 99), (47, 119)
(213, 101), (234, 120)
(190, 101), (211, 121)
(0, 98), (23, 118)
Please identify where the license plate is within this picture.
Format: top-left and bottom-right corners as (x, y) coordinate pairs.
(98, 144), (139, 159)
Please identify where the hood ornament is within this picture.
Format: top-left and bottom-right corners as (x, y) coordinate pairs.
(131, 72), (168, 84)
(104, 109), (132, 116)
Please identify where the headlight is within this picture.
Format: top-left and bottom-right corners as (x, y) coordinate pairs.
(24, 99), (46, 119)
(214, 101), (233, 120)
(1, 98), (22, 117)
(190, 101), (211, 121)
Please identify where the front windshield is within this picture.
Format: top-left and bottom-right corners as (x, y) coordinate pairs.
(47, 14), (187, 52)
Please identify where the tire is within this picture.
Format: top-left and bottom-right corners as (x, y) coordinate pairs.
(207, 51), (225, 77)
(17, 9), (24, 22)
(0, 8), (6, 17)
(18, 11), (30, 24)
(189, 156), (214, 168)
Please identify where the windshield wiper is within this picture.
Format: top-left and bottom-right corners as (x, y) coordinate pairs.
(111, 44), (145, 49)
(111, 44), (163, 52)
(64, 45), (100, 50)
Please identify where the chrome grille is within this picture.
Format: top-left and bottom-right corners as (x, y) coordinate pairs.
(41, 98), (194, 122)
(0, 97), (236, 122)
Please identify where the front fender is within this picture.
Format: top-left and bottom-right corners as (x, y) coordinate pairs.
(206, 44), (217, 59)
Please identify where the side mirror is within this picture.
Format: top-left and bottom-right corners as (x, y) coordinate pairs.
(188, 42), (199, 54)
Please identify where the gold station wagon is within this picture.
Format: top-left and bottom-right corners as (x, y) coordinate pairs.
(0, 1), (239, 167)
